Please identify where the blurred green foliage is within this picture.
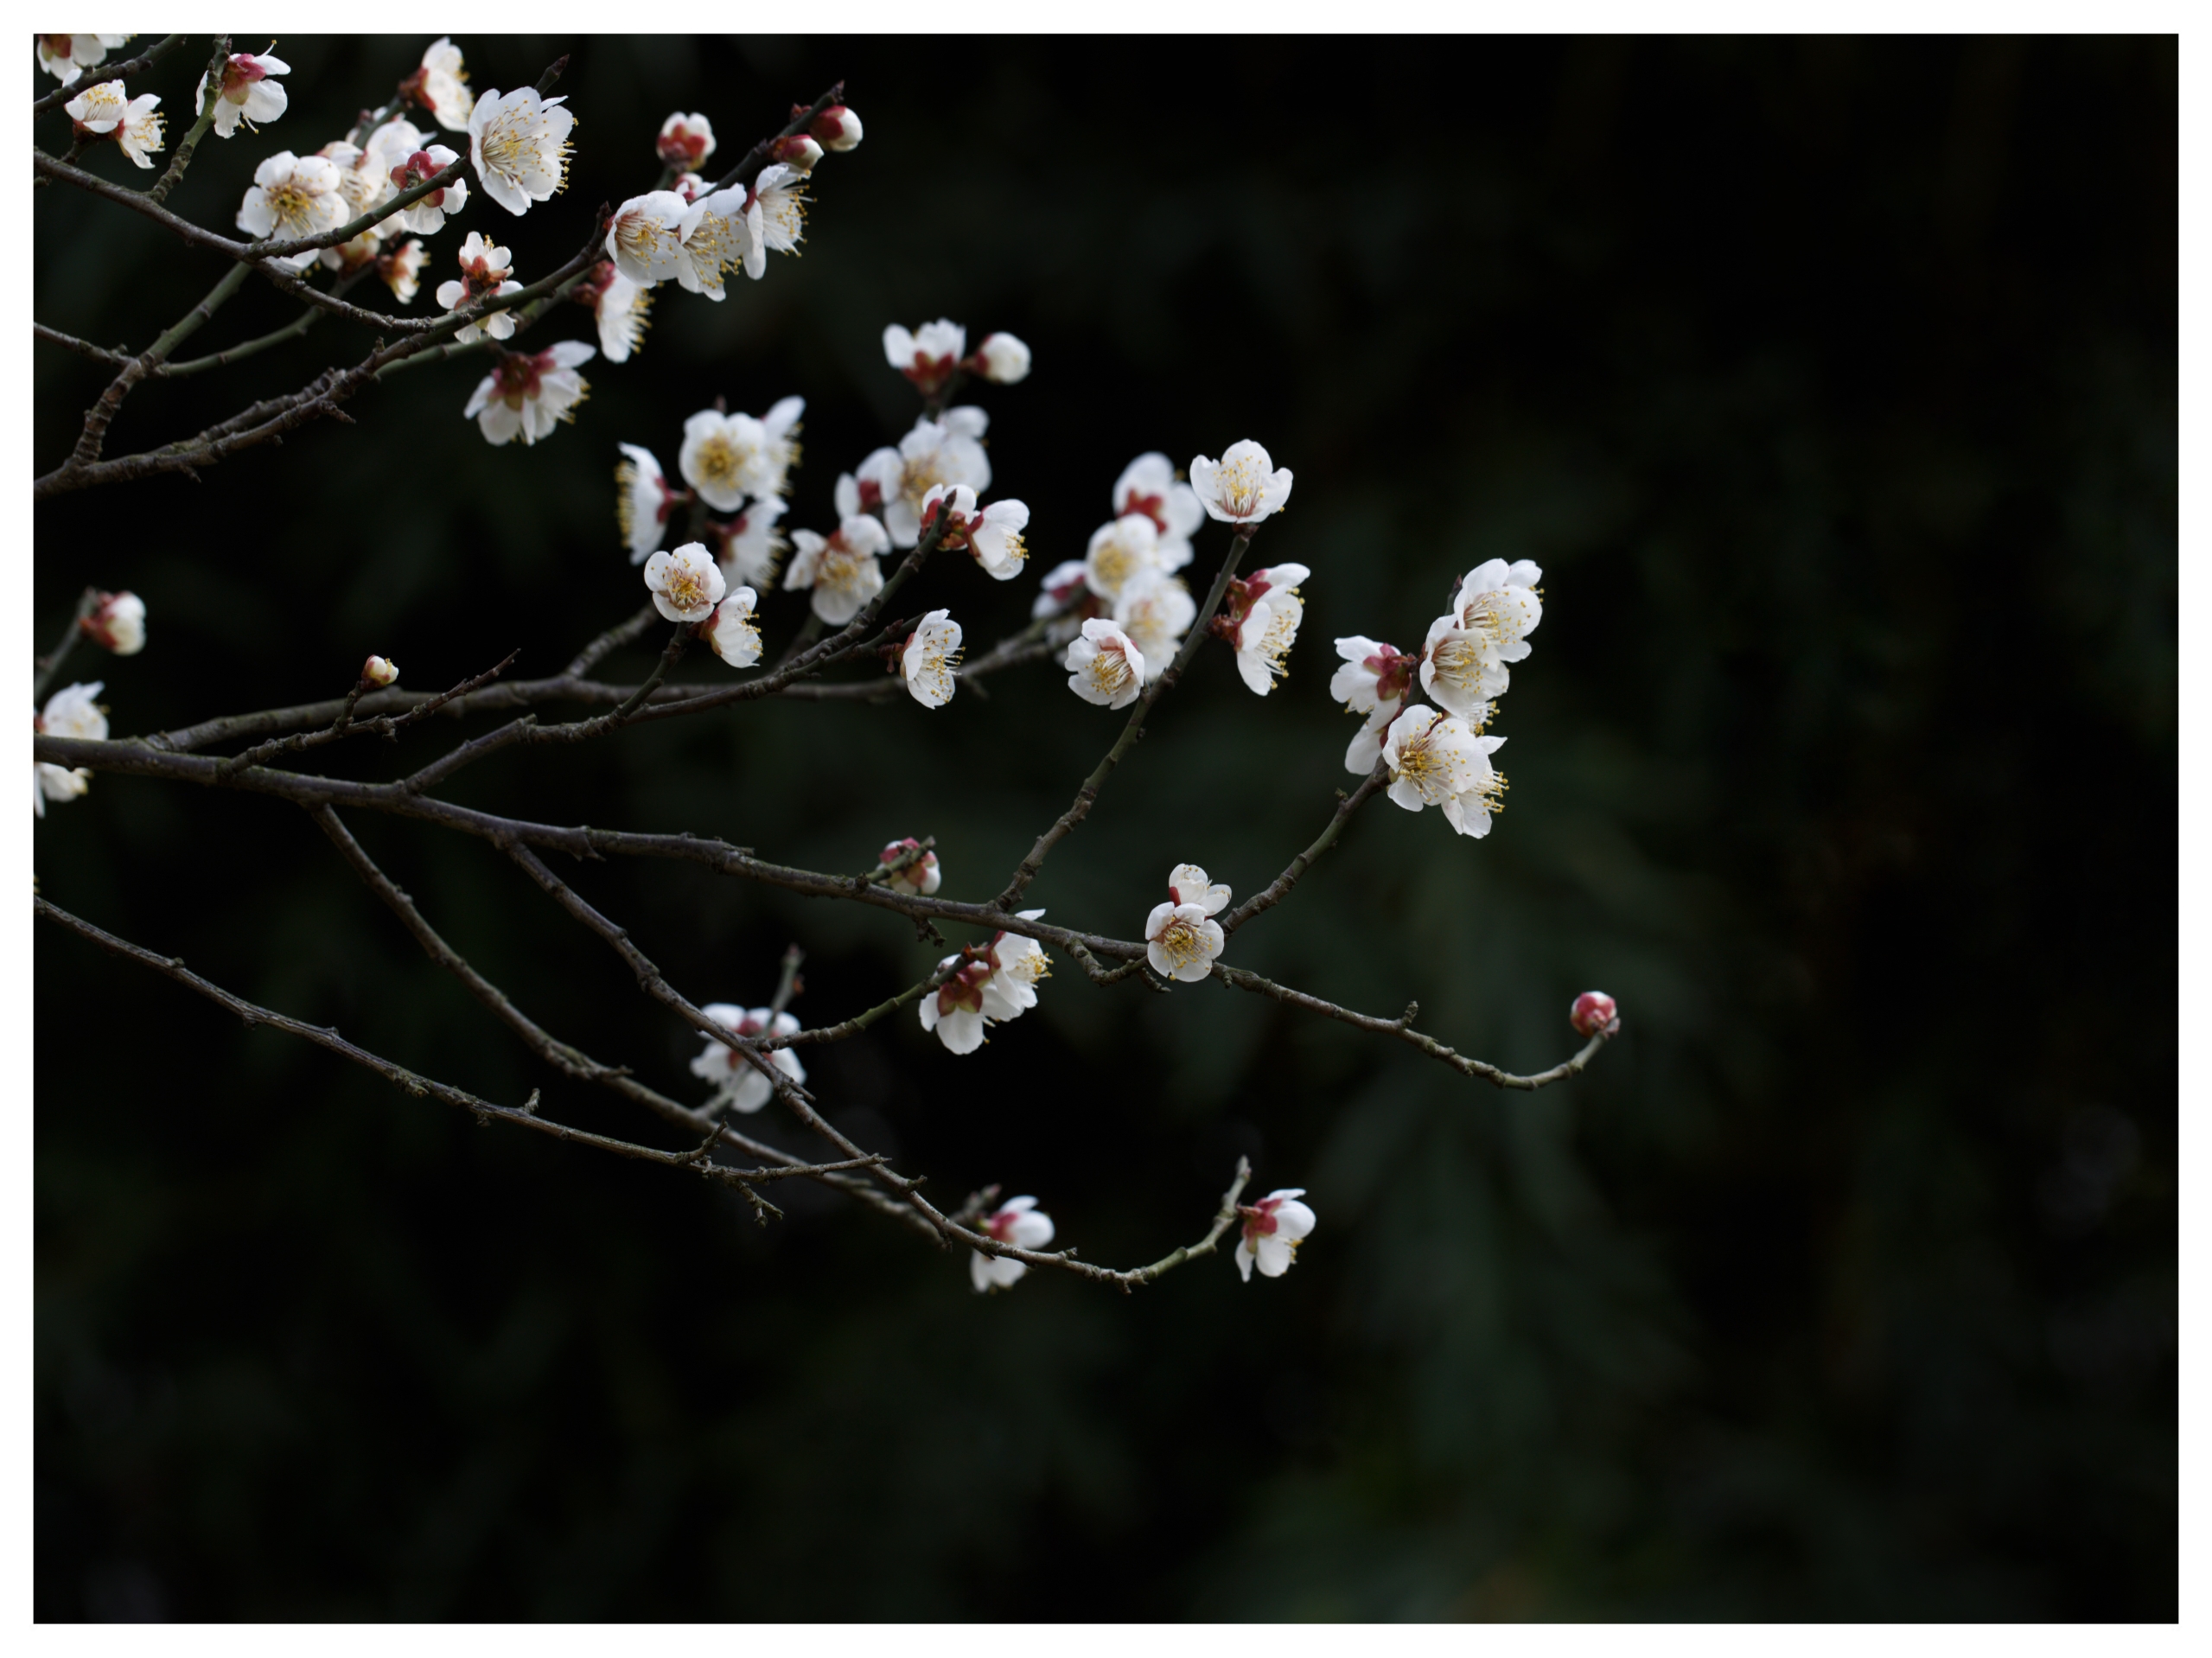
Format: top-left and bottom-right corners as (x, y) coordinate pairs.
(35, 35), (2173, 1620)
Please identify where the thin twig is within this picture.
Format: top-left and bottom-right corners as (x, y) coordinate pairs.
(1220, 762), (1392, 937)
(33, 588), (100, 704)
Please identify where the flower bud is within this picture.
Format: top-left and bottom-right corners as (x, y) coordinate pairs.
(80, 590), (145, 655)
(770, 133), (823, 172)
(656, 112), (715, 169)
(809, 104), (862, 151)
(1570, 990), (1618, 1036)
(361, 655), (399, 687)
(877, 837), (941, 896)
(972, 331), (1031, 385)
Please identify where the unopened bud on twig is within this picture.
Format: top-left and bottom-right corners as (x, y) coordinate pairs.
(656, 112), (716, 169)
(771, 133), (823, 172)
(809, 104), (862, 151)
(361, 655), (399, 687)
(80, 591), (145, 655)
(877, 837), (941, 896)
(1570, 990), (1618, 1037)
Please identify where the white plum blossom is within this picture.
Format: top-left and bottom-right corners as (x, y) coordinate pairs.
(883, 318), (966, 396)
(1331, 635), (1421, 773)
(1422, 558), (1546, 715)
(1063, 620), (1145, 710)
(709, 498), (788, 590)
(378, 238), (426, 303)
(1219, 563), (1311, 696)
(657, 112), (716, 169)
(919, 483), (1029, 579)
(82, 591), (146, 655)
(1189, 439), (1293, 526)
(643, 542), (726, 624)
(236, 152), (347, 269)
(576, 261), (651, 363)
(36, 34), (128, 86)
(702, 588), (762, 669)
(1380, 705), (1508, 838)
(437, 231), (520, 343)
(1145, 891), (1226, 983)
(679, 399), (802, 511)
(1112, 572), (1195, 683)
(195, 50), (289, 137)
(877, 838), (941, 896)
(468, 86), (574, 217)
(1234, 1189), (1316, 1282)
(605, 190), (689, 287)
(921, 909), (1053, 1055)
(402, 37), (475, 132)
(1082, 513), (1166, 604)
(971, 1196), (1055, 1293)
(783, 516), (889, 625)
(616, 443), (679, 564)
(742, 163), (807, 275)
(1113, 453), (1204, 571)
(674, 189), (757, 300)
(691, 1004), (806, 1115)
(67, 80), (163, 166)
(387, 143), (469, 235)
(34, 681), (107, 819)
(901, 609), (964, 709)
(1166, 864), (1232, 916)
(462, 341), (593, 446)
(864, 410), (991, 546)
(812, 104), (863, 151)
(973, 332), (1031, 384)
(361, 656), (399, 687)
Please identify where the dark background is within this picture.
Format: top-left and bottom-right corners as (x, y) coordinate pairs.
(33, 35), (2176, 1620)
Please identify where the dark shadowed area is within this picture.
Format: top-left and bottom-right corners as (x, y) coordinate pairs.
(34, 35), (2175, 1621)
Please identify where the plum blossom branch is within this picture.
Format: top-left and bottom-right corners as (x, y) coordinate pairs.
(220, 651), (521, 775)
(139, 37), (227, 207)
(30, 33), (189, 117)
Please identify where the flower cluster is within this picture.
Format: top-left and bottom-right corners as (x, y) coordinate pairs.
(691, 1004), (806, 1116)
(397, 37), (474, 132)
(882, 318), (1031, 397)
(35, 34), (129, 86)
(436, 232), (520, 344)
(1335, 556), (1545, 839)
(921, 912), (1052, 1054)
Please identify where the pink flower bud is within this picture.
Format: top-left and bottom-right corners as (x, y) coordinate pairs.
(771, 133), (824, 172)
(1570, 991), (1618, 1037)
(809, 105), (862, 151)
(80, 590), (145, 655)
(362, 655), (399, 687)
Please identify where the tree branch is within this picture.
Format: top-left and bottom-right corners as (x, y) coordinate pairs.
(1220, 760), (1392, 937)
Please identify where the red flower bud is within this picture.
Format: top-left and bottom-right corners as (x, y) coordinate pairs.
(1570, 991), (1618, 1037)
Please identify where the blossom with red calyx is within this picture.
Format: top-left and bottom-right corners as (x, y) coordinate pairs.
(615, 443), (684, 564)
(643, 542), (725, 624)
(436, 231), (520, 344)
(1209, 563), (1311, 696)
(80, 592), (146, 656)
(398, 37), (474, 133)
(377, 238), (426, 304)
(1166, 863), (1232, 917)
(708, 497), (788, 590)
(1330, 635), (1420, 773)
(572, 260), (652, 363)
(195, 49), (290, 138)
(1234, 1189), (1316, 1282)
(462, 341), (594, 447)
(656, 112), (716, 169)
(702, 588), (763, 670)
(770, 133), (823, 172)
(877, 838), (941, 897)
(784, 516), (889, 626)
(36, 34), (128, 87)
(690, 1004), (805, 1115)
(920, 484), (1029, 580)
(809, 104), (863, 152)
(883, 319), (966, 397)
(387, 145), (469, 235)
(971, 1196), (1054, 1293)
(1570, 992), (1620, 1037)
(1112, 453), (1204, 572)
(921, 910), (1053, 1055)
(361, 656), (399, 687)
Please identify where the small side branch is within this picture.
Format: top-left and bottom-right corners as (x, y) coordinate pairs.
(1221, 762), (1392, 937)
